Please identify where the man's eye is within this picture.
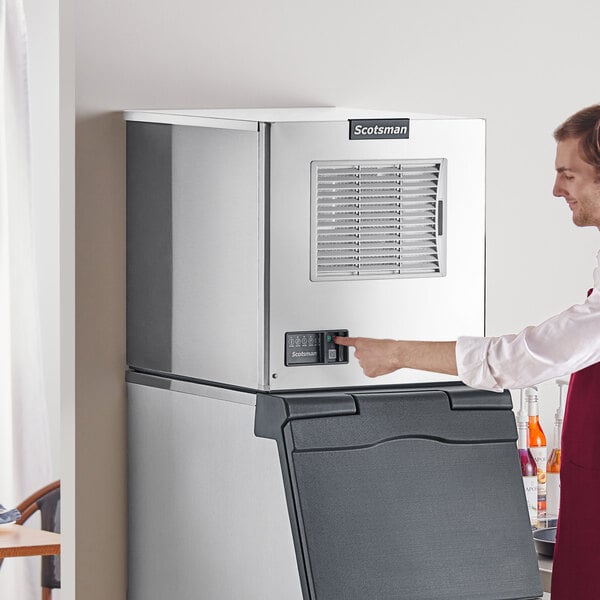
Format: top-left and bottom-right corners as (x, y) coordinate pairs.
(564, 175), (575, 181)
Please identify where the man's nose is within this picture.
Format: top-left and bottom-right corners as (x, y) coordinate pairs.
(553, 177), (565, 198)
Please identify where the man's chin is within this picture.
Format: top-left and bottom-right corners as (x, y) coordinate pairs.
(572, 214), (600, 228)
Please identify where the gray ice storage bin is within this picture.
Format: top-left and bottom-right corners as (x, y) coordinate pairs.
(255, 385), (543, 600)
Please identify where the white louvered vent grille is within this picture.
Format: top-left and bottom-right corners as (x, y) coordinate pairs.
(310, 159), (447, 281)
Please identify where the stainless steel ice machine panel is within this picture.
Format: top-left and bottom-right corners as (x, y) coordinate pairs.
(125, 108), (486, 391)
(126, 120), (264, 388)
(127, 374), (304, 600)
(267, 117), (484, 391)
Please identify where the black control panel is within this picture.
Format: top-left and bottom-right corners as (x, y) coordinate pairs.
(285, 330), (349, 366)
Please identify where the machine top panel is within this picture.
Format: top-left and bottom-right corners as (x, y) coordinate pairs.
(124, 107), (481, 130)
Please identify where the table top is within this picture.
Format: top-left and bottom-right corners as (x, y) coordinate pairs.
(0, 524), (60, 558)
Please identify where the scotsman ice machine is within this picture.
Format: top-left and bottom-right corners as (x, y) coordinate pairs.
(125, 108), (543, 599)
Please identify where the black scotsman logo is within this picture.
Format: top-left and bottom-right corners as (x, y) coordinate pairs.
(349, 119), (410, 140)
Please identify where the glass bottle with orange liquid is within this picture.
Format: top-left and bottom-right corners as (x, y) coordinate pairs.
(526, 387), (547, 516)
(547, 379), (567, 517)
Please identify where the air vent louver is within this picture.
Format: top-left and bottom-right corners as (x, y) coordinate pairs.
(311, 159), (447, 281)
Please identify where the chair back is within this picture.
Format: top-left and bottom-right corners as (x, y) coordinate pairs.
(16, 481), (61, 595)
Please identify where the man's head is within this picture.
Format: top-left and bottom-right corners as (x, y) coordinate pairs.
(553, 104), (600, 229)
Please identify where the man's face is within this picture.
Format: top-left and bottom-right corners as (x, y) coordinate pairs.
(553, 137), (600, 229)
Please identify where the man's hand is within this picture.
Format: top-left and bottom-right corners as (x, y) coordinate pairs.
(334, 337), (402, 377)
(334, 337), (458, 378)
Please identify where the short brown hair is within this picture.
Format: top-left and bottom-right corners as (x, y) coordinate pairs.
(554, 104), (600, 173)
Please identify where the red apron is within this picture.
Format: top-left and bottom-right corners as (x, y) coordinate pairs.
(551, 290), (600, 597)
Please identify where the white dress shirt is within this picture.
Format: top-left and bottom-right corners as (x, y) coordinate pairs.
(456, 250), (600, 392)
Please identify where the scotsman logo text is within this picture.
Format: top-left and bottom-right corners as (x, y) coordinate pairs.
(349, 119), (410, 140)
(291, 351), (318, 359)
(353, 124), (408, 137)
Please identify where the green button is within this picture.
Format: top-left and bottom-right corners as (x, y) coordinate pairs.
(327, 335), (332, 342)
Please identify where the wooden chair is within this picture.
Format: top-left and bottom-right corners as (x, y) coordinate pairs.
(6, 481), (61, 600)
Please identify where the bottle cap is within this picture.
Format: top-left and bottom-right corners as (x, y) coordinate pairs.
(555, 379), (568, 423)
(516, 389), (527, 425)
(525, 386), (539, 417)
(524, 386), (539, 400)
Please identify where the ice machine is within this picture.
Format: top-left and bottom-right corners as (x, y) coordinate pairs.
(125, 108), (543, 599)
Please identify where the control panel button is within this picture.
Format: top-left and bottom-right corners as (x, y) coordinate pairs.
(285, 330), (348, 367)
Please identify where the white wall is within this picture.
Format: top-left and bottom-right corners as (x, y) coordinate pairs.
(74, 0), (600, 597)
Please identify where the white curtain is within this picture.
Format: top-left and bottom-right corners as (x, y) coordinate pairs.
(0, 0), (53, 597)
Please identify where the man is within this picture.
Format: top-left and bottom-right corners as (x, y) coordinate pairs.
(335, 104), (600, 599)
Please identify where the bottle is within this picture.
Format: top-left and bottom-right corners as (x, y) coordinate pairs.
(526, 386), (547, 516)
(517, 398), (538, 523)
(547, 379), (567, 517)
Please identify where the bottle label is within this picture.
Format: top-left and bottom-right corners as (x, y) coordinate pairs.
(523, 475), (538, 522)
(547, 473), (560, 517)
(529, 446), (547, 500)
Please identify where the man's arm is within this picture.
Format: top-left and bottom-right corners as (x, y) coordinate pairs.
(334, 337), (457, 378)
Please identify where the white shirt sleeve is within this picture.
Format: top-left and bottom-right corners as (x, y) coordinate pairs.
(456, 252), (600, 392)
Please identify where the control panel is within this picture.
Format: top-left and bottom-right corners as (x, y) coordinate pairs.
(285, 330), (349, 366)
